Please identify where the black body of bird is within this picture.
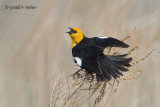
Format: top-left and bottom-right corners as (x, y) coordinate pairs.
(66, 27), (132, 82)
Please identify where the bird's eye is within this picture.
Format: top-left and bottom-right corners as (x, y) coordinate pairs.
(72, 30), (77, 33)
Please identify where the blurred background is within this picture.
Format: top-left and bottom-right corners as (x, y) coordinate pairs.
(0, 0), (160, 107)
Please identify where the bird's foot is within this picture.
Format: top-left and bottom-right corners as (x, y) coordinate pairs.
(85, 73), (94, 81)
(73, 69), (82, 79)
(90, 73), (94, 81)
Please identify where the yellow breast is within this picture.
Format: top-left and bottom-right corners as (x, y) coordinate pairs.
(71, 41), (76, 49)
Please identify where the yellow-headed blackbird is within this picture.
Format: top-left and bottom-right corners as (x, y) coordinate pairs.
(66, 27), (132, 82)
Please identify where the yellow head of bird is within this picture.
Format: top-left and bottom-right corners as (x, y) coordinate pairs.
(66, 27), (84, 48)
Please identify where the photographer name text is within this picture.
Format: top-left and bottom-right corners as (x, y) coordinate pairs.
(5, 5), (36, 10)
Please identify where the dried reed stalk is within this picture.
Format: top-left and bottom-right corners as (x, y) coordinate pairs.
(49, 28), (154, 107)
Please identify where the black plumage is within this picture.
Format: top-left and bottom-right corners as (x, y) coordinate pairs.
(72, 36), (132, 82)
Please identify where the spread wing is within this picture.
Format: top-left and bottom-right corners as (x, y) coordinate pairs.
(94, 37), (129, 48)
(72, 45), (104, 75)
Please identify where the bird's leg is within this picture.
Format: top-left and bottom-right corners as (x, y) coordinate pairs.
(90, 73), (94, 81)
(85, 72), (94, 81)
(73, 69), (82, 79)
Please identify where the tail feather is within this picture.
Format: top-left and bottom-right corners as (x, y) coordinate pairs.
(96, 54), (132, 82)
(99, 57), (119, 79)
(103, 60), (120, 79)
(113, 67), (123, 76)
(113, 63), (129, 71)
(96, 74), (106, 82)
(124, 63), (132, 67)
(112, 54), (128, 57)
(110, 57), (132, 63)
(111, 60), (129, 71)
(99, 62), (111, 80)
(102, 57), (123, 77)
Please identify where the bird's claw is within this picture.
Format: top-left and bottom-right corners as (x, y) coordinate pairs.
(91, 74), (94, 81)
(85, 73), (94, 81)
(73, 69), (82, 79)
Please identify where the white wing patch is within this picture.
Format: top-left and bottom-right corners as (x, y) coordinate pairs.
(98, 36), (108, 39)
(73, 57), (82, 66)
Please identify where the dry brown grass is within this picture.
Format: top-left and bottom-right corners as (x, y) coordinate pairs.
(0, 0), (160, 107)
(49, 30), (155, 107)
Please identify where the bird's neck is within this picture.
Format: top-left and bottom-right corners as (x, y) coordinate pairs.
(71, 34), (84, 49)
(71, 41), (77, 49)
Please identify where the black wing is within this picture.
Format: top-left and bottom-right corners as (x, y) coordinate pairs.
(94, 37), (129, 48)
(72, 45), (104, 75)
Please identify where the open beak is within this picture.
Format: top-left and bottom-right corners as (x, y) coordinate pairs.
(65, 27), (73, 34)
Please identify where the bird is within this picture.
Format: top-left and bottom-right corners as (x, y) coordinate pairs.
(66, 27), (132, 82)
